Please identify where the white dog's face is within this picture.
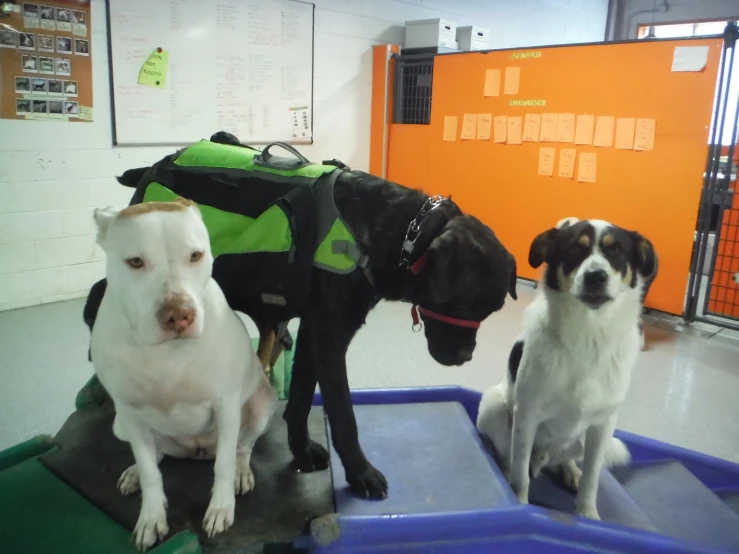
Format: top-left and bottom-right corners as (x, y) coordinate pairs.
(94, 199), (213, 344)
(529, 219), (656, 310)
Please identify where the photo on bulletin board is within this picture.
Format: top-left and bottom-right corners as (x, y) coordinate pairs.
(0, 0), (93, 122)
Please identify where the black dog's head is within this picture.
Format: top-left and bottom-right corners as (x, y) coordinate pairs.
(418, 215), (517, 366)
(529, 218), (656, 310)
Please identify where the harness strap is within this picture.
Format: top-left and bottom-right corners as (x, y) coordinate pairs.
(332, 240), (370, 270)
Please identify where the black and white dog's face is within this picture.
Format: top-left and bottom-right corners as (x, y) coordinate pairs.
(529, 219), (655, 309)
(420, 215), (518, 366)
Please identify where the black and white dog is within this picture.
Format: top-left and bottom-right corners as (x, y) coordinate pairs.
(84, 161), (518, 500)
(556, 217), (659, 349)
(477, 219), (656, 520)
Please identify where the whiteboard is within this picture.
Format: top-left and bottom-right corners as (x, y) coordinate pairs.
(107, 0), (314, 146)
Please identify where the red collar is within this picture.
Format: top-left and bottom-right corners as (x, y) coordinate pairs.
(411, 304), (481, 331)
(409, 253), (428, 275)
(408, 253), (481, 331)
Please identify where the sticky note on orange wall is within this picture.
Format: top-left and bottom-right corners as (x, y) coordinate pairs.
(443, 116), (458, 141)
(484, 69), (501, 97)
(574, 115), (594, 145)
(523, 114), (541, 142)
(538, 147), (555, 176)
(477, 114), (492, 140)
(557, 113), (575, 142)
(504, 67), (520, 95)
(540, 113), (558, 142)
(507, 116), (523, 144)
(578, 152), (597, 183)
(461, 114), (477, 140)
(493, 115), (507, 143)
(558, 148), (576, 178)
(593, 116), (615, 147)
(634, 118), (656, 151)
(615, 118), (636, 149)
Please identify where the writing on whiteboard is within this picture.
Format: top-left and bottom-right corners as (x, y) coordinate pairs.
(109, 0), (314, 144)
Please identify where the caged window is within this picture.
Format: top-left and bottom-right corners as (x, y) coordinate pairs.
(395, 58), (434, 124)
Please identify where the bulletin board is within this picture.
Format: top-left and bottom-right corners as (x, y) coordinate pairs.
(106, 0), (314, 146)
(387, 38), (722, 315)
(0, 0), (93, 122)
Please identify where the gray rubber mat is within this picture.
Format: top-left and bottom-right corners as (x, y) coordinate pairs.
(41, 402), (334, 551)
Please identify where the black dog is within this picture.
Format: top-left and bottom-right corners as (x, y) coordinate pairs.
(83, 164), (517, 499)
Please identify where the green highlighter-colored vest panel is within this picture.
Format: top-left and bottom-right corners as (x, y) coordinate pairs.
(174, 140), (336, 180)
(143, 182), (292, 256)
(314, 219), (360, 272)
(147, 140), (364, 275)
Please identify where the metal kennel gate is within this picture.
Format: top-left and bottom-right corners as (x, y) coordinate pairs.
(685, 23), (739, 331)
(393, 55), (434, 124)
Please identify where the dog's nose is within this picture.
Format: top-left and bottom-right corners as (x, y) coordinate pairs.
(584, 270), (608, 289)
(459, 347), (474, 363)
(158, 303), (195, 332)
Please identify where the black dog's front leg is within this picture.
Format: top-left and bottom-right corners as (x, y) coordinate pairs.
(285, 308), (387, 498)
(317, 341), (388, 499)
(284, 317), (330, 472)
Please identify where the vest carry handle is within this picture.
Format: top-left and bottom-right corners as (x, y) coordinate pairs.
(255, 142), (312, 170)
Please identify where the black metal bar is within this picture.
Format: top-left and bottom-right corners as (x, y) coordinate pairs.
(700, 23), (739, 321)
(105, 0), (118, 146)
(685, 26), (734, 321)
(694, 314), (739, 332)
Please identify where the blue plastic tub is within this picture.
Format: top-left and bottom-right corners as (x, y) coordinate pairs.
(306, 386), (739, 554)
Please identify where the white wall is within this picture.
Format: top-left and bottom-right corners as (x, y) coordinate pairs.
(614, 0), (739, 40)
(0, 0), (608, 312)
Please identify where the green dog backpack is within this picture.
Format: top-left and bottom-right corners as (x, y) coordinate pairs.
(127, 137), (365, 323)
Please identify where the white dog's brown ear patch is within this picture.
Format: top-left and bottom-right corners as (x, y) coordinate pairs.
(176, 196), (201, 216)
(174, 196), (194, 208)
(119, 201), (190, 219)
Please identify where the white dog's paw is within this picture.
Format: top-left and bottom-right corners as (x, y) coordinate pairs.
(203, 486), (235, 538)
(235, 460), (255, 495)
(576, 505), (601, 520)
(118, 465), (141, 496)
(561, 462), (582, 492)
(133, 502), (168, 551)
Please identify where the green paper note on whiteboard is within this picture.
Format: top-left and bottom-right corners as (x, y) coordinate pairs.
(138, 49), (169, 88)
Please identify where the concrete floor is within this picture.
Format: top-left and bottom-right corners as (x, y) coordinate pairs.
(1, 284), (738, 465)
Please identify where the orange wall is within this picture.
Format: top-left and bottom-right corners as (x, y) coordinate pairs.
(387, 125), (430, 189)
(387, 39), (722, 315)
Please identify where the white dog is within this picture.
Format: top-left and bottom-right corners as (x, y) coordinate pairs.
(477, 219), (656, 520)
(90, 198), (276, 551)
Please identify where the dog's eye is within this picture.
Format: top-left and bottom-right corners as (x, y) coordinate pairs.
(190, 251), (203, 263)
(126, 257), (145, 269)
